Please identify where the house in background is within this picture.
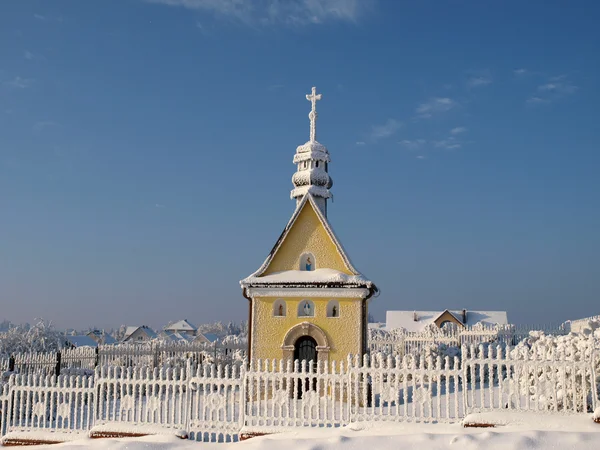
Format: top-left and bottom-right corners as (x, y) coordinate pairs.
(86, 329), (117, 345)
(385, 309), (508, 332)
(122, 325), (157, 343)
(64, 334), (98, 348)
(194, 332), (219, 345)
(163, 319), (197, 337)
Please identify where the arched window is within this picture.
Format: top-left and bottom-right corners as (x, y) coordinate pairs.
(298, 299), (315, 317)
(326, 300), (340, 318)
(440, 320), (453, 329)
(300, 253), (315, 271)
(273, 299), (286, 317)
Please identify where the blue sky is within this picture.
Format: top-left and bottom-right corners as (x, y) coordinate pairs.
(1, 0), (599, 330)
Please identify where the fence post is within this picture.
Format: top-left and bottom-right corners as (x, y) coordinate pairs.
(239, 361), (247, 436)
(55, 351), (62, 376)
(592, 348), (598, 411)
(461, 345), (468, 418)
(94, 347), (99, 368)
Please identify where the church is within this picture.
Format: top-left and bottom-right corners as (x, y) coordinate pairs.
(240, 87), (378, 364)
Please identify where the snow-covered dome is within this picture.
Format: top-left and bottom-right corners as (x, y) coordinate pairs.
(290, 87), (333, 216)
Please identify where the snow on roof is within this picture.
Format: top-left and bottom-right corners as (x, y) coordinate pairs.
(201, 333), (220, 343)
(162, 331), (194, 343)
(385, 310), (508, 333)
(164, 319), (197, 332)
(123, 326), (157, 341)
(242, 268), (372, 288)
(241, 194), (376, 292)
(65, 335), (98, 348)
(123, 326), (139, 339)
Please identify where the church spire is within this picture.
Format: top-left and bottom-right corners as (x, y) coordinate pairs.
(291, 86), (333, 217)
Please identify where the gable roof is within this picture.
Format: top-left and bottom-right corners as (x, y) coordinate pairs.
(386, 310), (508, 333)
(241, 194), (375, 289)
(65, 335), (98, 348)
(123, 325), (157, 342)
(164, 319), (197, 332)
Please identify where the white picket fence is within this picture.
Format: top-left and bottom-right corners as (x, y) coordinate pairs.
(369, 323), (569, 358)
(463, 345), (598, 414)
(0, 348), (598, 444)
(3, 374), (95, 443)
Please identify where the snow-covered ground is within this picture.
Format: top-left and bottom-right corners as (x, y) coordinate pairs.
(32, 413), (600, 449)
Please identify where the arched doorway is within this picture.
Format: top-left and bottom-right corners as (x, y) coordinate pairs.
(281, 322), (330, 364)
(294, 336), (317, 398)
(294, 336), (317, 363)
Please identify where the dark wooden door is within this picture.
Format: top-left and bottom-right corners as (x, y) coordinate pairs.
(294, 336), (317, 398)
(294, 336), (317, 363)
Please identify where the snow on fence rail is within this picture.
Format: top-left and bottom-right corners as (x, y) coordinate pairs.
(94, 366), (189, 438)
(463, 344), (597, 414)
(369, 323), (569, 358)
(188, 363), (244, 442)
(0, 347), (598, 444)
(2, 373), (94, 443)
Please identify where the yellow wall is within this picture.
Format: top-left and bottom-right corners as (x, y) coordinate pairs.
(252, 297), (362, 363)
(263, 200), (352, 275)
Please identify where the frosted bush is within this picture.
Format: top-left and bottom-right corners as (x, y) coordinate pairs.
(0, 319), (64, 357)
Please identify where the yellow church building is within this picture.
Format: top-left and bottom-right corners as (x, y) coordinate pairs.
(240, 87), (378, 365)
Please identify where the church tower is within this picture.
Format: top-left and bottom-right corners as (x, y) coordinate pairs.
(241, 87), (377, 364)
(290, 87), (333, 217)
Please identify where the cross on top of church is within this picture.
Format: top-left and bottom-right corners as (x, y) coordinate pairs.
(306, 86), (322, 142)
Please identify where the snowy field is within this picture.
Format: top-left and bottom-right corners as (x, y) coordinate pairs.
(30, 413), (600, 450)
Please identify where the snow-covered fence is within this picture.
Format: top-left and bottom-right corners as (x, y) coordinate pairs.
(98, 343), (155, 368)
(244, 358), (351, 433)
(188, 363), (244, 442)
(0, 383), (9, 437)
(13, 352), (58, 376)
(2, 373), (95, 443)
(351, 353), (464, 423)
(61, 347), (96, 372)
(0, 343), (597, 444)
(370, 324), (569, 358)
(0, 357), (9, 373)
(463, 344), (596, 414)
(241, 353), (465, 437)
(93, 366), (189, 438)
(96, 341), (246, 370)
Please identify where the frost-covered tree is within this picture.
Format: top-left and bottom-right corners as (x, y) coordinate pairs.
(0, 319), (64, 356)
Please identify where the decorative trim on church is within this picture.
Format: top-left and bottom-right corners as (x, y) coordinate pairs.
(247, 288), (370, 298)
(281, 322), (330, 363)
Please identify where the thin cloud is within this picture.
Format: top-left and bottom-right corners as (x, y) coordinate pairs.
(527, 75), (578, 104)
(3, 76), (32, 89)
(526, 96), (549, 105)
(143, 0), (374, 26)
(34, 14), (47, 20)
(370, 119), (402, 140)
(398, 139), (426, 150)
(24, 50), (45, 61)
(450, 127), (467, 135)
(514, 68), (528, 76)
(416, 155), (426, 159)
(33, 121), (60, 133)
(433, 136), (461, 150)
(467, 76), (492, 88)
(355, 141), (366, 146)
(416, 97), (456, 118)
(155, 203), (166, 208)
